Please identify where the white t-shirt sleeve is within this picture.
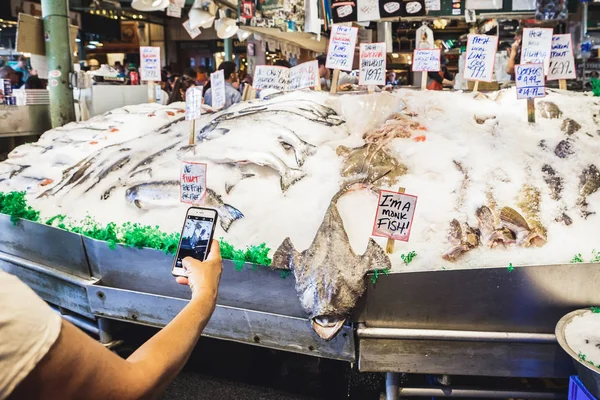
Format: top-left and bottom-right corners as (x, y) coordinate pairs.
(0, 271), (62, 400)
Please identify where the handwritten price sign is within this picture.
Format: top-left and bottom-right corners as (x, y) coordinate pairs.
(359, 43), (386, 85)
(463, 34), (498, 82)
(547, 34), (576, 81)
(140, 46), (161, 82)
(372, 190), (418, 242)
(185, 86), (203, 120)
(521, 28), (553, 75)
(516, 63), (545, 99)
(210, 70), (226, 110)
(412, 49), (441, 72)
(180, 162), (207, 204)
(289, 60), (320, 90)
(253, 66), (289, 91)
(326, 24), (359, 71)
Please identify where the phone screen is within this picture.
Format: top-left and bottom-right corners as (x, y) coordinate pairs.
(174, 212), (216, 273)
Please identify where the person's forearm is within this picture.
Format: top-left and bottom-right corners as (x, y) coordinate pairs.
(125, 291), (217, 398)
(506, 54), (516, 74)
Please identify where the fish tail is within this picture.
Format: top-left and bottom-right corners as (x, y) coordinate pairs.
(218, 204), (245, 232)
(280, 169), (306, 192)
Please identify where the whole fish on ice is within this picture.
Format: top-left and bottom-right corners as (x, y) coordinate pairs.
(271, 194), (390, 341)
(125, 181), (243, 232)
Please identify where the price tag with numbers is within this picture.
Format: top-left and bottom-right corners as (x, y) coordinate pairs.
(547, 34), (576, 81)
(516, 63), (545, 99)
(359, 42), (386, 86)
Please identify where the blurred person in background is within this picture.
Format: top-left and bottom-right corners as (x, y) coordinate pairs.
(427, 56), (454, 90)
(25, 76), (45, 90)
(386, 70), (399, 86)
(316, 54), (357, 91)
(114, 61), (126, 76)
(0, 66), (21, 89)
(1, 241), (223, 400)
(506, 27), (523, 80)
(196, 66), (209, 87)
(204, 61), (241, 109)
(14, 56), (30, 86)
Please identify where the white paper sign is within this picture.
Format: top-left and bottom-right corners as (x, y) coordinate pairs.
(185, 86), (204, 120)
(372, 190), (418, 242)
(289, 60), (320, 90)
(140, 46), (161, 82)
(425, 0), (441, 11)
(359, 42), (386, 85)
(253, 66), (289, 91)
(182, 19), (201, 39)
(547, 34), (576, 81)
(357, 0), (381, 21)
(521, 28), (553, 75)
(412, 49), (441, 72)
(167, 4), (182, 17)
(170, 0), (185, 6)
(180, 162), (207, 204)
(516, 63), (545, 99)
(326, 24), (359, 71)
(463, 34), (498, 82)
(210, 70), (226, 110)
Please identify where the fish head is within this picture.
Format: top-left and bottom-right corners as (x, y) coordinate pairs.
(312, 317), (346, 341)
(125, 187), (137, 204)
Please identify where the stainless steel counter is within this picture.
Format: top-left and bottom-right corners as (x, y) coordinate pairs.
(1, 214), (598, 379)
(0, 105), (51, 137)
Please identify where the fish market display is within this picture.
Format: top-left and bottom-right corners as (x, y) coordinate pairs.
(3, 89), (600, 338)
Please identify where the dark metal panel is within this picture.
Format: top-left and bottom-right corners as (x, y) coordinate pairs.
(83, 237), (307, 318)
(358, 338), (575, 378)
(0, 257), (95, 318)
(0, 215), (92, 279)
(87, 284), (355, 362)
(356, 263), (600, 333)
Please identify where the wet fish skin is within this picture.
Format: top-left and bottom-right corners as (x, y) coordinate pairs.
(126, 180), (179, 209)
(578, 165), (600, 218)
(542, 165), (563, 201)
(203, 188), (245, 232)
(125, 182), (244, 232)
(84, 155), (131, 193)
(537, 101), (562, 119)
(271, 202), (390, 341)
(129, 142), (178, 173)
(181, 146), (306, 192)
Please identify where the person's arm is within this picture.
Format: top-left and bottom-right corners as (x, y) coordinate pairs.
(442, 68), (455, 86)
(506, 40), (520, 75)
(232, 88), (242, 104)
(10, 241), (222, 400)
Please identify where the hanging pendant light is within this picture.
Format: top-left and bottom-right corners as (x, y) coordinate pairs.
(237, 29), (251, 41)
(131, 0), (169, 11)
(215, 9), (238, 39)
(189, 0), (217, 30)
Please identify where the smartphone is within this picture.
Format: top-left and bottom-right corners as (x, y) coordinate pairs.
(172, 207), (218, 278)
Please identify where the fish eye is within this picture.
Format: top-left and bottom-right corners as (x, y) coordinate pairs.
(280, 142), (293, 151)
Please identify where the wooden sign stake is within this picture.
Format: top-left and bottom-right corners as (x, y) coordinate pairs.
(147, 81), (156, 103)
(527, 98), (536, 123)
(367, 85), (375, 94)
(330, 69), (341, 94)
(241, 84), (250, 101)
(420, 72), (428, 90)
(473, 81), (480, 93)
(559, 79), (567, 90)
(189, 120), (196, 145)
(386, 187), (406, 254)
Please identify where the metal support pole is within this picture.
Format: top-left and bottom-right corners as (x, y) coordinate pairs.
(385, 372), (400, 400)
(98, 317), (113, 345)
(224, 38), (233, 62)
(41, 0), (76, 128)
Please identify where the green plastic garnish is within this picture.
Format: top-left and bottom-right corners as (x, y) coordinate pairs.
(507, 263), (515, 273)
(590, 250), (600, 263)
(370, 268), (390, 285)
(280, 270), (292, 279)
(591, 78), (600, 97)
(401, 250), (417, 265)
(0, 191), (40, 224)
(570, 253), (584, 263)
(591, 307), (600, 314)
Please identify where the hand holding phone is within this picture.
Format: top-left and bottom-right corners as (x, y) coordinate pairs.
(176, 240), (222, 300)
(172, 207), (218, 277)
